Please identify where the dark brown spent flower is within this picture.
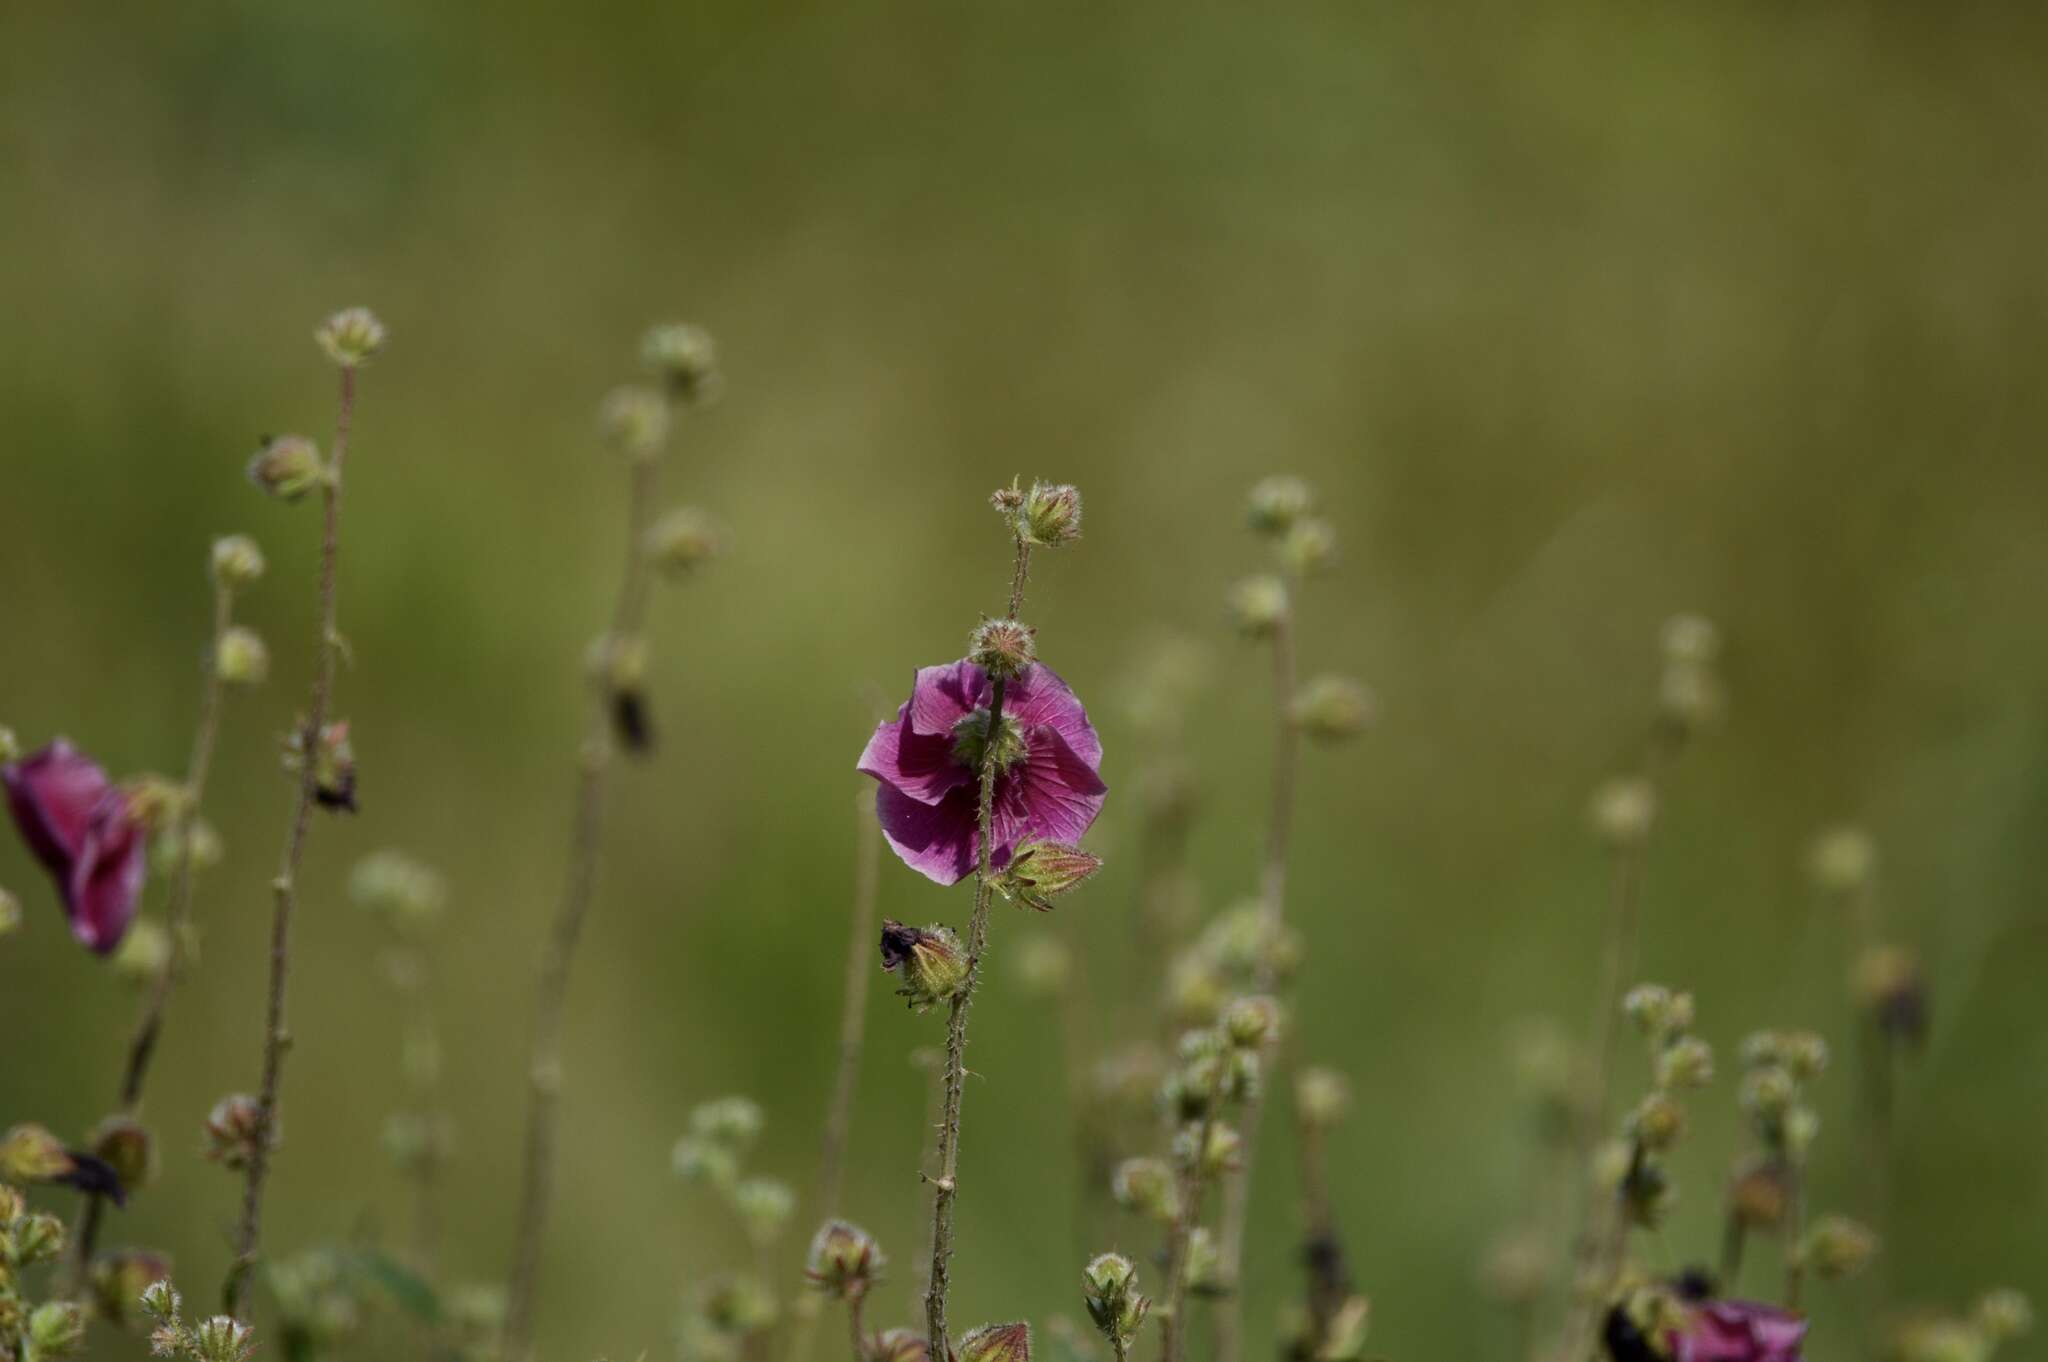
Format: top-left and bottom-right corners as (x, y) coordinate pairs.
(611, 686), (655, 755)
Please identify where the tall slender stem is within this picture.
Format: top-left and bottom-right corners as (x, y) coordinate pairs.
(1212, 606), (1299, 1362)
(1160, 1067), (1226, 1362)
(923, 538), (1032, 1362)
(1782, 1162), (1807, 1310)
(846, 1293), (869, 1362)
(225, 363), (357, 1314)
(70, 578), (236, 1282)
(502, 452), (662, 1361)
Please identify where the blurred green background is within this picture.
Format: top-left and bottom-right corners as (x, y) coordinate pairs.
(3, 1), (2046, 1358)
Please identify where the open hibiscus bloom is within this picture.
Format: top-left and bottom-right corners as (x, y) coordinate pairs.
(1673, 1301), (1806, 1362)
(858, 660), (1105, 885)
(2, 739), (148, 954)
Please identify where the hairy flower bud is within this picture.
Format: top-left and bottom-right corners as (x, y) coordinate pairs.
(804, 1219), (884, 1299)
(214, 626), (269, 686)
(1280, 517), (1337, 578)
(1655, 1036), (1715, 1091)
(1291, 676), (1375, 741)
(969, 618), (1036, 680)
(1019, 483), (1082, 547)
(247, 435), (325, 501)
(1174, 1120), (1243, 1175)
(1590, 778), (1657, 849)
(112, 918), (172, 985)
(1803, 1214), (1878, 1280)
(203, 1094), (271, 1170)
(958, 1322), (1032, 1362)
(315, 307), (385, 367)
(640, 322), (721, 404)
(599, 385), (671, 459)
(1222, 995), (1281, 1050)
(1111, 1156), (1180, 1224)
(13, 1211), (66, 1265)
(670, 1136), (738, 1187)
(1296, 1066), (1351, 1130)
(1228, 575), (1289, 638)
(689, 1096), (765, 1148)
(879, 920), (968, 1012)
(29, 1301), (86, 1357)
(209, 535), (266, 589)
(646, 507), (727, 576)
(995, 839), (1102, 911)
(1246, 476), (1314, 536)
(1082, 1252), (1150, 1346)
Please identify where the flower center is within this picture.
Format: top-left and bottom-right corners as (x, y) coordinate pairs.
(951, 708), (1027, 774)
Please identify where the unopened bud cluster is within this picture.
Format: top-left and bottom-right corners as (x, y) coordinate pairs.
(1656, 612), (1725, 737)
(141, 1279), (258, 1362)
(1082, 1252), (1150, 1353)
(1605, 984), (1715, 1226)
(1737, 1029), (1826, 1163)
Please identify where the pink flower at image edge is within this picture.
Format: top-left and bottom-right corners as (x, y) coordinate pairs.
(2, 739), (147, 954)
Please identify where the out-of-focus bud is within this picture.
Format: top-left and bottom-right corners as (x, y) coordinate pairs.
(13, 1211), (66, 1265)
(1228, 575), (1289, 638)
(1783, 1105), (1820, 1160)
(282, 720), (357, 813)
(0, 726), (17, 762)
(214, 626), (269, 687)
(1656, 1036), (1715, 1091)
(695, 1274), (779, 1337)
(350, 850), (447, 937)
(210, 535), (266, 589)
(957, 1322), (1032, 1362)
(1184, 1227), (1223, 1296)
(734, 1178), (795, 1246)
(1246, 477), (1314, 537)
(315, 307), (385, 367)
(1659, 614), (1721, 668)
(640, 322), (722, 404)
(152, 817), (223, 879)
(1622, 984), (1680, 1037)
(1855, 944), (1929, 1047)
(646, 507), (727, 576)
(1296, 1066), (1351, 1130)
(996, 840), (1103, 912)
(1291, 675), (1375, 742)
(1009, 935), (1072, 997)
(1802, 1215), (1878, 1281)
(879, 920), (969, 1012)
(1019, 483), (1083, 547)
(1620, 1156), (1675, 1228)
(872, 1328), (930, 1362)
(247, 436), (325, 502)
(1166, 953), (1228, 1027)
(190, 1314), (258, 1362)
(598, 385), (670, 459)
(203, 1095), (271, 1171)
(1739, 1066), (1796, 1124)
(28, 1301), (87, 1357)
(92, 1116), (157, 1194)
(1658, 660), (1725, 734)
(1807, 825), (1876, 895)
(1111, 1157), (1180, 1224)
(1221, 995), (1281, 1050)
(91, 1249), (173, 1327)
(1174, 1120), (1243, 1176)
(1279, 517), (1337, 578)
(1778, 1032), (1829, 1082)
(1590, 778), (1657, 849)
(140, 1279), (181, 1322)
(969, 618), (1037, 680)
(1976, 1289), (2033, 1343)
(689, 1096), (765, 1149)
(804, 1219), (884, 1299)
(381, 1113), (449, 1174)
(0, 1123), (73, 1181)
(1477, 1227), (1552, 1307)
(0, 886), (19, 937)
(671, 1136), (738, 1187)
(1727, 1157), (1791, 1229)
(1627, 1094), (1686, 1152)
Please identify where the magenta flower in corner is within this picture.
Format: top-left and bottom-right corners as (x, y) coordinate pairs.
(857, 660), (1105, 885)
(1672, 1301), (1806, 1362)
(2, 739), (147, 954)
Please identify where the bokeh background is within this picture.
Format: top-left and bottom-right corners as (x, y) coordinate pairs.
(3, 1), (2046, 1358)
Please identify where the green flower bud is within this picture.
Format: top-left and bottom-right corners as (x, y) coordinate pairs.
(350, 850), (447, 937)
(640, 322), (721, 404)
(1739, 1066), (1796, 1122)
(734, 1178), (795, 1246)
(1622, 984), (1680, 1037)
(209, 535), (266, 588)
(1082, 1251), (1150, 1346)
(969, 618), (1037, 680)
(152, 817), (223, 879)
(314, 306), (386, 367)
(140, 1279), (181, 1323)
(1228, 575), (1289, 638)
(1656, 1036), (1715, 1091)
(190, 1314), (258, 1362)
(112, 918), (173, 985)
(1477, 1228), (1552, 1306)
(1174, 1120), (1243, 1176)
(996, 839), (1103, 911)
(0, 1123), (72, 1181)
(1659, 659), (1725, 733)
(1783, 1105), (1820, 1160)
(804, 1219), (884, 1299)
(958, 1322), (1032, 1362)
(1111, 1156), (1180, 1224)
(214, 626), (269, 686)
(0, 725), (17, 761)
(646, 506), (727, 575)
(29, 1300), (87, 1357)
(1184, 1227), (1223, 1297)
(1291, 675), (1375, 741)
(1246, 476), (1314, 536)
(880, 921), (969, 1012)
(671, 1138), (738, 1189)
(598, 385), (670, 459)
(1296, 1066), (1351, 1130)
(13, 1211), (66, 1265)
(1803, 1214), (1878, 1281)
(1222, 995), (1281, 1050)
(1590, 778), (1657, 849)
(1977, 1289), (2033, 1343)
(690, 1095), (765, 1148)
(693, 1274), (779, 1336)
(247, 435), (325, 501)
(1279, 517), (1337, 578)
(1019, 483), (1082, 547)
(1626, 1093), (1686, 1152)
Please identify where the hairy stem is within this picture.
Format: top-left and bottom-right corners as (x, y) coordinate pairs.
(70, 578), (236, 1282)
(846, 1293), (869, 1362)
(502, 452), (661, 1360)
(1212, 605), (1299, 1362)
(923, 538), (1032, 1362)
(225, 363), (357, 1314)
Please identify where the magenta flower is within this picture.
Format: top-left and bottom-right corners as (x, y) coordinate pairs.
(2, 739), (147, 954)
(1672, 1301), (1806, 1362)
(857, 660), (1105, 885)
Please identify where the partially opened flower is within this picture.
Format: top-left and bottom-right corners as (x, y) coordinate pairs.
(1671, 1300), (1806, 1362)
(857, 661), (1105, 885)
(2, 739), (148, 954)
